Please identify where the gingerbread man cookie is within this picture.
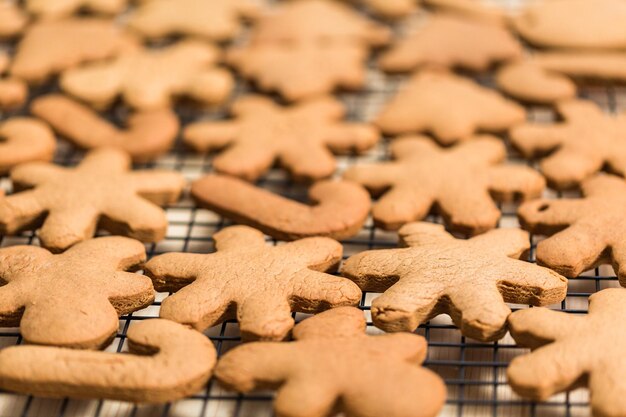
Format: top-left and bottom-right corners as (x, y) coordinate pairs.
(344, 135), (544, 233)
(184, 95), (379, 181)
(191, 174), (370, 241)
(379, 14), (521, 73)
(0, 319), (215, 403)
(375, 70), (525, 143)
(128, 0), (259, 41)
(26, 0), (127, 18)
(10, 18), (138, 84)
(0, 148), (185, 252)
(61, 40), (233, 110)
(0, 52), (28, 110)
(0, 118), (56, 175)
(519, 174), (626, 284)
(145, 225), (362, 341)
(0, 2), (28, 38)
(0, 236), (154, 349)
(341, 222), (568, 341)
(513, 0), (626, 50)
(508, 288), (626, 417)
(510, 99), (626, 190)
(32, 94), (179, 162)
(497, 53), (626, 104)
(215, 307), (446, 417)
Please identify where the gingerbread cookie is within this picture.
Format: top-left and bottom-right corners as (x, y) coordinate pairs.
(341, 222), (568, 341)
(510, 99), (626, 190)
(508, 288), (626, 417)
(379, 14), (521, 73)
(227, 42), (370, 102)
(61, 40), (233, 110)
(10, 18), (138, 84)
(184, 95), (379, 181)
(0, 118), (56, 175)
(518, 174), (626, 284)
(145, 225), (361, 341)
(26, 0), (127, 18)
(423, 0), (507, 25)
(32, 94), (179, 162)
(344, 135), (544, 233)
(215, 307), (446, 417)
(375, 70), (526, 143)
(497, 53), (626, 104)
(191, 175), (370, 241)
(0, 319), (215, 402)
(0, 236), (154, 349)
(0, 148), (184, 252)
(250, 0), (390, 46)
(0, 2), (28, 38)
(357, 0), (416, 19)
(513, 0), (626, 50)
(0, 52), (28, 110)
(128, 0), (259, 41)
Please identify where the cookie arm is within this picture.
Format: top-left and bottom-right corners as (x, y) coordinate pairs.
(101, 196), (169, 243)
(509, 124), (567, 159)
(518, 198), (588, 234)
(487, 165), (546, 202)
(183, 121), (239, 153)
(0, 190), (47, 234)
(496, 260), (568, 307)
(288, 270), (362, 312)
(343, 163), (402, 195)
(508, 307), (584, 348)
(127, 170), (185, 205)
(278, 237), (343, 271)
(10, 161), (65, 188)
(60, 61), (124, 107)
(186, 68), (233, 106)
(144, 252), (210, 291)
(341, 249), (410, 291)
(468, 228), (530, 258)
(63, 236), (146, 270)
(323, 123), (380, 154)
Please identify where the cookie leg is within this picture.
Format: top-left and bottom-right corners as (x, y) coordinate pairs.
(212, 142), (276, 181)
(508, 307), (584, 348)
(589, 364), (626, 417)
(274, 379), (336, 417)
(0, 191), (46, 234)
(289, 270), (362, 311)
(372, 187), (434, 230)
(610, 241), (626, 286)
(447, 285), (511, 341)
(436, 187), (500, 235)
(279, 144), (336, 181)
(237, 296), (294, 342)
(540, 148), (604, 190)
(101, 197), (169, 243)
(159, 285), (231, 332)
(38, 208), (100, 252)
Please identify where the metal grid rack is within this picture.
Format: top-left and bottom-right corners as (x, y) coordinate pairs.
(1, 3), (624, 417)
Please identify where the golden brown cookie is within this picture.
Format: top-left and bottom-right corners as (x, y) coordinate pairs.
(513, 0), (626, 50)
(128, 0), (259, 41)
(10, 18), (138, 84)
(0, 52), (28, 110)
(508, 288), (626, 417)
(379, 14), (521, 73)
(0, 118), (56, 175)
(32, 94), (179, 162)
(0, 319), (215, 402)
(61, 40), (233, 110)
(344, 135), (544, 233)
(25, 0), (127, 18)
(227, 42), (370, 102)
(191, 174), (371, 241)
(184, 95), (379, 181)
(356, 0), (416, 19)
(510, 99), (626, 190)
(375, 70), (525, 143)
(519, 174), (626, 284)
(144, 225), (362, 341)
(0, 2), (28, 38)
(496, 53), (626, 104)
(423, 0), (507, 25)
(0, 236), (154, 349)
(0, 148), (185, 252)
(341, 222), (568, 341)
(215, 307), (446, 417)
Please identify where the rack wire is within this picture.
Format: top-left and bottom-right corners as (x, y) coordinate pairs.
(1, 2), (624, 416)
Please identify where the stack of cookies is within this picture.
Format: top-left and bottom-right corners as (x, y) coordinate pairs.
(0, 0), (625, 416)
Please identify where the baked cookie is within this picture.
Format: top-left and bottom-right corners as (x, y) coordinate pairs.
(128, 0), (259, 41)
(145, 225), (362, 341)
(341, 222), (568, 341)
(184, 95), (379, 181)
(508, 288), (626, 417)
(227, 42), (370, 102)
(10, 18), (138, 84)
(356, 0), (416, 19)
(26, 0), (127, 18)
(0, 319), (215, 403)
(0, 148), (185, 252)
(423, 0), (507, 25)
(61, 40), (233, 110)
(0, 52), (28, 110)
(344, 135), (544, 233)
(191, 174), (370, 241)
(519, 174), (626, 284)
(510, 99), (626, 190)
(215, 307), (446, 417)
(32, 94), (179, 162)
(0, 2), (28, 38)
(513, 0), (626, 50)
(0, 236), (154, 349)
(375, 70), (525, 143)
(497, 53), (626, 104)
(0, 118), (56, 175)
(379, 14), (521, 73)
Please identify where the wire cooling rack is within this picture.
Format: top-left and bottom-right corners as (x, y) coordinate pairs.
(1, 2), (625, 417)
